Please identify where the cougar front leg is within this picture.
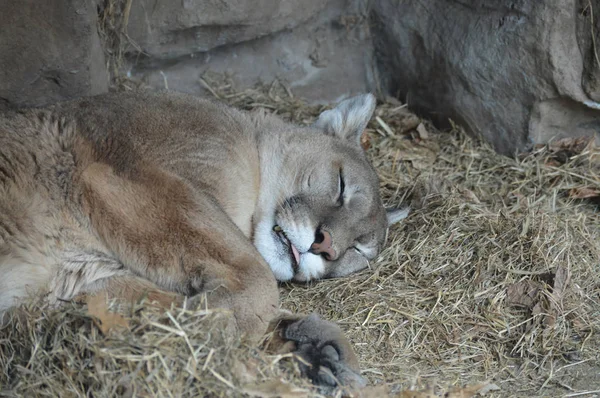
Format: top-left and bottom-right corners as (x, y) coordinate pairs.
(78, 162), (278, 342)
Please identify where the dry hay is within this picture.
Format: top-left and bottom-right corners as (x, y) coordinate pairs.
(1, 79), (599, 397)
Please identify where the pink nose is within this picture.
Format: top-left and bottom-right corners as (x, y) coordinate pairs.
(310, 229), (337, 260)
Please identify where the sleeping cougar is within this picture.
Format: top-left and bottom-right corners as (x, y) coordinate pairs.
(0, 90), (406, 388)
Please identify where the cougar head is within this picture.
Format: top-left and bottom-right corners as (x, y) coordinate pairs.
(254, 94), (408, 282)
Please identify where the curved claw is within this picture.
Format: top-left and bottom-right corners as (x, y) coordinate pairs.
(283, 313), (366, 389)
(294, 342), (367, 389)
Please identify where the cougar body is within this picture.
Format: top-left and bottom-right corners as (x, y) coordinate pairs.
(0, 90), (406, 387)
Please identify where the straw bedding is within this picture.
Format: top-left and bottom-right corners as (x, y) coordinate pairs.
(1, 80), (599, 397)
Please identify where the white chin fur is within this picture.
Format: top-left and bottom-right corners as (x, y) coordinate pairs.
(254, 219), (325, 282)
(254, 220), (294, 281)
(295, 253), (325, 281)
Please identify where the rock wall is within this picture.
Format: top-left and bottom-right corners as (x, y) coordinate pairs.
(125, 0), (330, 59)
(1, 0), (598, 155)
(0, 0), (108, 110)
(372, 0), (600, 154)
(124, 0), (376, 103)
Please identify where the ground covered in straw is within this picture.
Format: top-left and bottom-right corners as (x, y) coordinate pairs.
(1, 81), (599, 397)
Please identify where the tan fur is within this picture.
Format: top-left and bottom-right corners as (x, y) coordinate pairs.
(0, 90), (400, 387)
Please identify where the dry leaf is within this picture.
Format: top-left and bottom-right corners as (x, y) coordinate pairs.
(507, 281), (540, 308)
(241, 379), (307, 397)
(87, 294), (129, 334)
(525, 136), (596, 164)
(545, 136), (594, 164)
(361, 131), (372, 150)
(545, 265), (571, 328)
(392, 139), (439, 170)
(416, 123), (430, 139)
(399, 114), (421, 134)
(568, 187), (600, 199)
(544, 158), (562, 167)
(553, 265), (570, 301)
(460, 188), (480, 204)
(532, 301), (544, 317)
(548, 136), (594, 155)
(571, 317), (587, 330)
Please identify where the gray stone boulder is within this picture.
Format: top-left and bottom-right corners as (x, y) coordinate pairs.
(126, 0), (376, 104)
(126, 0), (331, 59)
(372, 0), (600, 155)
(0, 0), (109, 110)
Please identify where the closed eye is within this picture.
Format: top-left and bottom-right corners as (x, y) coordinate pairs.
(337, 169), (345, 206)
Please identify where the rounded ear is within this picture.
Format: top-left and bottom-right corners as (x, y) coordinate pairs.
(313, 94), (376, 146)
(386, 207), (410, 226)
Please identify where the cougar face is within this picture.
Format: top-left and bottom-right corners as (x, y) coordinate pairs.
(253, 94), (408, 282)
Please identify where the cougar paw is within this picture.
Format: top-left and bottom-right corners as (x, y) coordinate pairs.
(284, 314), (367, 389)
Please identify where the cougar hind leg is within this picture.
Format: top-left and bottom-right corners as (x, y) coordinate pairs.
(0, 186), (130, 316)
(0, 175), (61, 316)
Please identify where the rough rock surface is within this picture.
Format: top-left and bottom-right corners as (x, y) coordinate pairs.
(577, 1), (600, 102)
(127, 0), (376, 103)
(0, 0), (108, 110)
(3, 0), (598, 154)
(372, 0), (600, 154)
(126, 0), (331, 59)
